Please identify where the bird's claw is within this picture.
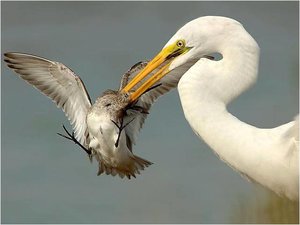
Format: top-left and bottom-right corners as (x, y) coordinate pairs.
(57, 124), (92, 157)
(111, 117), (135, 148)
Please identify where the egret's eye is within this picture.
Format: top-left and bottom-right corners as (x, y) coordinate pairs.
(176, 40), (185, 48)
(105, 103), (111, 107)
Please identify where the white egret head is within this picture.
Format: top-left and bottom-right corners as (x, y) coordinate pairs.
(165, 16), (244, 70)
(122, 16), (244, 101)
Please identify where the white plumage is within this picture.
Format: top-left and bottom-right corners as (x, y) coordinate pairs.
(168, 16), (298, 200)
(124, 16), (298, 200)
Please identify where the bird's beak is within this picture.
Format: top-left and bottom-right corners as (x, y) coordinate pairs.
(121, 41), (191, 102)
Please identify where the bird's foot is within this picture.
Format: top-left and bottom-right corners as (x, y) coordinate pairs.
(57, 125), (92, 158)
(111, 117), (135, 148)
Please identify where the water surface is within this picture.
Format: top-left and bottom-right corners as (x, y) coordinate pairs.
(2, 2), (299, 223)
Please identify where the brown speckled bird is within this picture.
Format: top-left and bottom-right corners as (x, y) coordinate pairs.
(4, 52), (195, 178)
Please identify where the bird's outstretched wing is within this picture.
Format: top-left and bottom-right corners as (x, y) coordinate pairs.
(121, 58), (199, 146)
(4, 52), (92, 146)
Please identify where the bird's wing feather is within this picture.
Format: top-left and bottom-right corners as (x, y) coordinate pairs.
(4, 52), (92, 146)
(122, 58), (199, 145)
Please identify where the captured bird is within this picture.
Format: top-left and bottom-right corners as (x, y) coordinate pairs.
(4, 53), (153, 178)
(4, 52), (196, 178)
(120, 16), (299, 200)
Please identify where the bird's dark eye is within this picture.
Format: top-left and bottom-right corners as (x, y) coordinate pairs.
(177, 40), (185, 48)
(105, 103), (111, 107)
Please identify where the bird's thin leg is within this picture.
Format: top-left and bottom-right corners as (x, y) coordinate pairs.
(111, 117), (135, 148)
(57, 125), (92, 156)
(122, 117), (136, 129)
(111, 118), (124, 148)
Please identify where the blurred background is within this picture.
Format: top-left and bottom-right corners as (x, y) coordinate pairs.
(1, 2), (299, 223)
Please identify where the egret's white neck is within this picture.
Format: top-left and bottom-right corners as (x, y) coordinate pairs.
(210, 32), (260, 105)
(179, 31), (260, 117)
(178, 34), (260, 146)
(178, 31), (298, 199)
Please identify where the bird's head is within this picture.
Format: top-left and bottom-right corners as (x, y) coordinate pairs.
(98, 90), (130, 120)
(121, 16), (244, 102)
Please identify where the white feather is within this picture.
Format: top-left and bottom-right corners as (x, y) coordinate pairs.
(161, 16), (299, 200)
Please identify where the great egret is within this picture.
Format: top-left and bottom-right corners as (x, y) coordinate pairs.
(4, 53), (196, 178)
(122, 16), (299, 200)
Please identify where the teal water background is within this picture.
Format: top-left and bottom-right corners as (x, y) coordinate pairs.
(2, 2), (299, 223)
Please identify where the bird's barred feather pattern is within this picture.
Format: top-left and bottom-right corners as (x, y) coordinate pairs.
(4, 52), (92, 146)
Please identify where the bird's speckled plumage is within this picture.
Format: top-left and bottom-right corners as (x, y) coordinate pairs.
(4, 53), (155, 178)
(4, 51), (198, 178)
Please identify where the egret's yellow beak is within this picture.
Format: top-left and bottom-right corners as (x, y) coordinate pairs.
(122, 40), (190, 102)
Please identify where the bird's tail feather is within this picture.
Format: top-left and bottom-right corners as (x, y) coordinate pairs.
(96, 154), (153, 179)
(132, 154), (153, 170)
